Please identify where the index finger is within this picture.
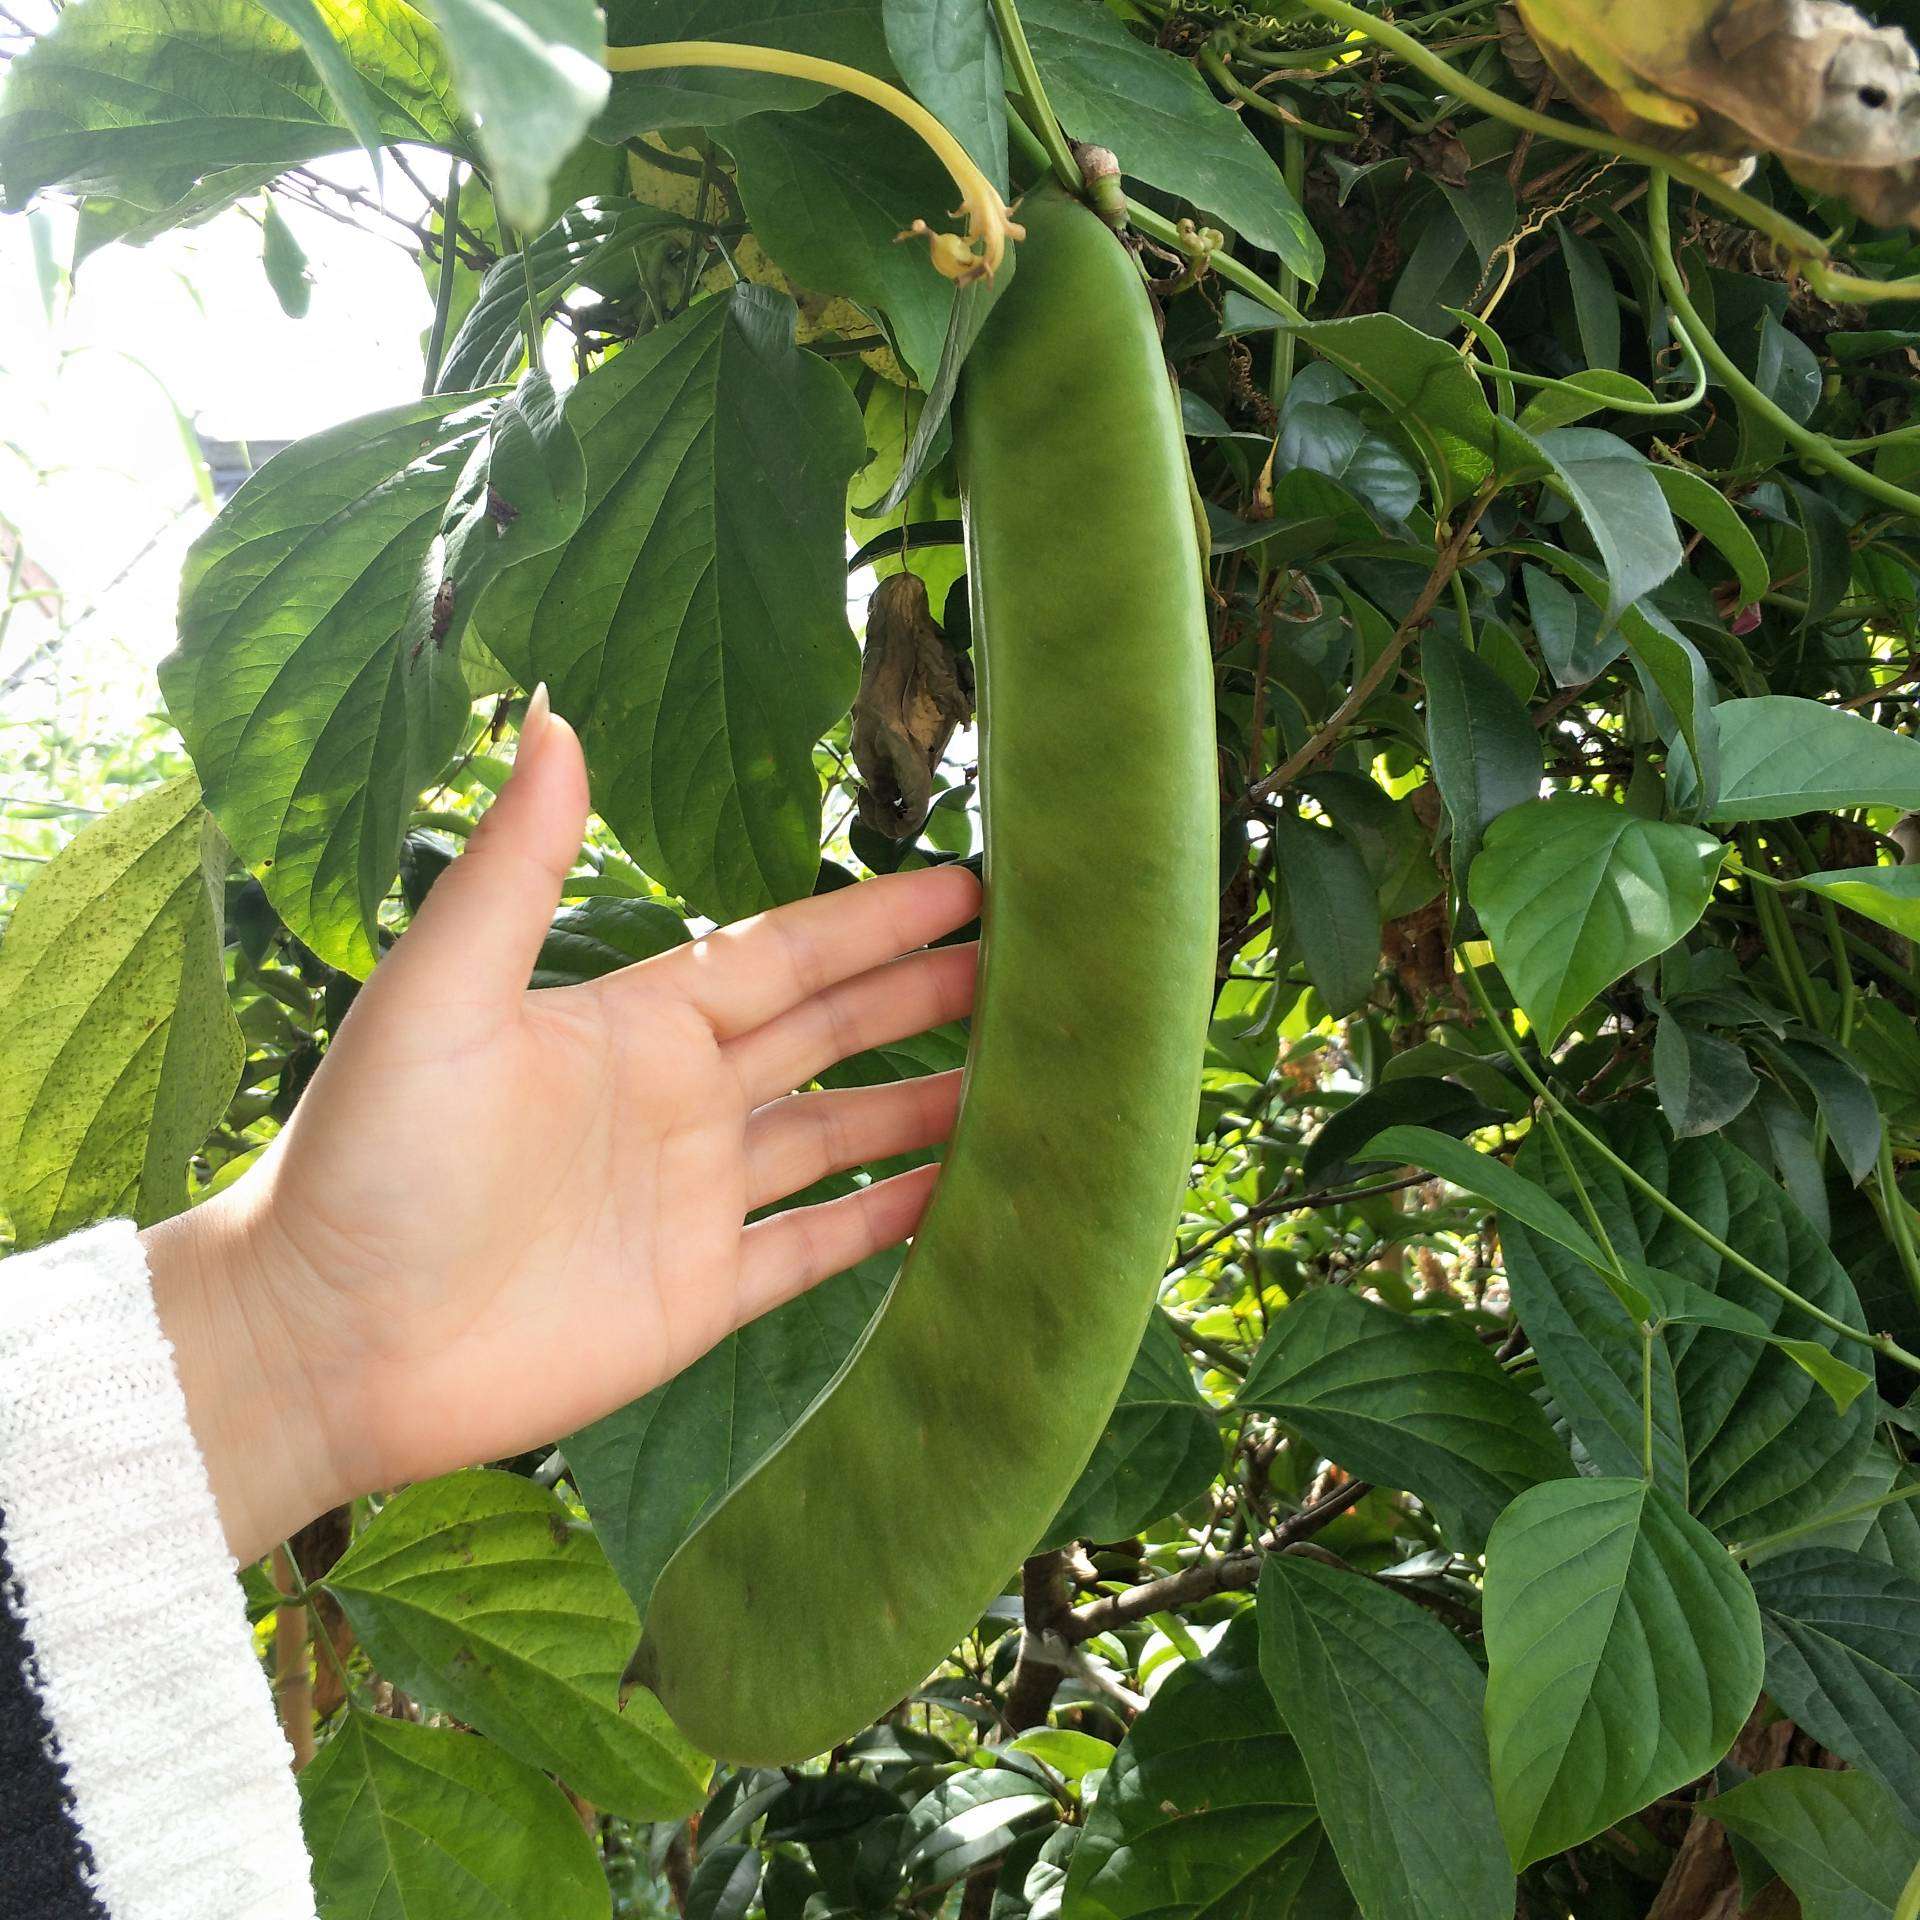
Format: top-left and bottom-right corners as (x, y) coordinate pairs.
(649, 864), (981, 1040)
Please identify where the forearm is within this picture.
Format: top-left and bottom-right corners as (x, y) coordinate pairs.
(0, 1221), (317, 1919)
(141, 1185), (338, 1565)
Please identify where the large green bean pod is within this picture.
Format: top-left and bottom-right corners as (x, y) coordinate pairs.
(631, 183), (1217, 1764)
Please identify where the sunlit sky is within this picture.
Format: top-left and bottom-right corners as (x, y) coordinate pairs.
(1, 154), (442, 750)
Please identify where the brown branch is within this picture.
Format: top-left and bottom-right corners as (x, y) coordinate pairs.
(1002, 1550), (1074, 1731)
(1251, 497), (1494, 801)
(1063, 1480), (1373, 1643)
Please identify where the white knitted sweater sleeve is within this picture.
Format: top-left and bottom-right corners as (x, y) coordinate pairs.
(0, 1220), (317, 1920)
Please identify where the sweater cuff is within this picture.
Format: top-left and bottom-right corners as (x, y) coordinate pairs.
(0, 1220), (316, 1920)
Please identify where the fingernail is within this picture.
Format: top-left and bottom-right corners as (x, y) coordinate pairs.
(519, 682), (552, 768)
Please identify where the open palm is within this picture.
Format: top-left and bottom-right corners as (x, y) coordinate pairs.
(170, 692), (978, 1561)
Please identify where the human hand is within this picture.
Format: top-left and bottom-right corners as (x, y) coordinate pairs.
(144, 689), (980, 1563)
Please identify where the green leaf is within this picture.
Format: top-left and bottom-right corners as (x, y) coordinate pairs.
(1762, 1032), (1883, 1186)
(567, 1222), (895, 1617)
(0, 778), (242, 1245)
(903, 1770), (1056, 1885)
(404, 372), (585, 667)
(1059, 1613), (1345, 1920)
(595, 0), (886, 139)
(480, 286), (864, 921)
(1239, 1288), (1570, 1551)
(1273, 811), (1379, 1019)
(0, 0), (466, 211)
(423, 0), (607, 232)
(1256, 1555), (1513, 1920)
(883, 0), (1007, 194)
(1514, 368), (1656, 435)
(684, 1846), (761, 1920)
(1503, 1110), (1877, 1541)
(438, 197), (685, 393)
(162, 393), (496, 975)
(1020, 0), (1320, 285)
(1652, 1009), (1758, 1137)
(323, 1471), (710, 1819)
(1798, 866), (1920, 941)
(258, 0), (390, 168)
(1710, 1769), (1920, 1920)
(1273, 404), (1420, 525)
(299, 1712), (610, 1920)
(1279, 313), (1542, 512)
(531, 896), (689, 988)
(1039, 1312), (1222, 1552)
(261, 194), (314, 318)
(1357, 1124), (1612, 1277)
(1653, 467), (1770, 608)
(1420, 628), (1541, 887)
(1513, 543), (1717, 792)
(1706, 697), (1920, 821)
(722, 92), (957, 384)
(1482, 1477), (1763, 1867)
(1517, 428), (1683, 637)
(1557, 220), (1619, 372)
(1468, 795), (1723, 1044)
(1750, 1547), (1920, 1806)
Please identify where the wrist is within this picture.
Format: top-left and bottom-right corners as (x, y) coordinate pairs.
(141, 1181), (343, 1564)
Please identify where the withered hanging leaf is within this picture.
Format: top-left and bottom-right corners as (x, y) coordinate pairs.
(850, 573), (972, 840)
(1512, 0), (1920, 226)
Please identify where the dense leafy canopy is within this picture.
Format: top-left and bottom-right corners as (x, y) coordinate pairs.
(10, 0), (1920, 1910)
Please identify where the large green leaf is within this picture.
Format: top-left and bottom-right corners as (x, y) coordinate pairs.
(882, 0), (1006, 193)
(1059, 1613), (1348, 1920)
(323, 1471), (710, 1819)
(1019, 0), (1320, 284)
(1420, 627), (1540, 889)
(1273, 314), (1543, 512)
(1038, 1313), (1223, 1552)
(479, 285), (863, 921)
(1468, 795), (1723, 1043)
(438, 197), (685, 393)
(1797, 865), (1920, 941)
(0, 0), (466, 211)
(0, 778), (242, 1245)
(1710, 1770), (1920, 1920)
(722, 93), (957, 383)
(403, 372), (586, 666)
(1239, 1288), (1570, 1551)
(423, 0), (608, 231)
(531, 895), (689, 988)
(162, 393), (497, 976)
(595, 0), (888, 139)
(1256, 1555), (1513, 1920)
(1705, 696), (1920, 821)
(1503, 1110), (1876, 1541)
(567, 1233), (895, 1618)
(1481, 1477), (1763, 1867)
(299, 1712), (610, 1920)
(1750, 1547), (1920, 1806)
(1517, 427), (1683, 637)
(1274, 812), (1379, 1019)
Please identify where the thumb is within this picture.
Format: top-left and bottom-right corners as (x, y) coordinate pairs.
(383, 685), (590, 1007)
